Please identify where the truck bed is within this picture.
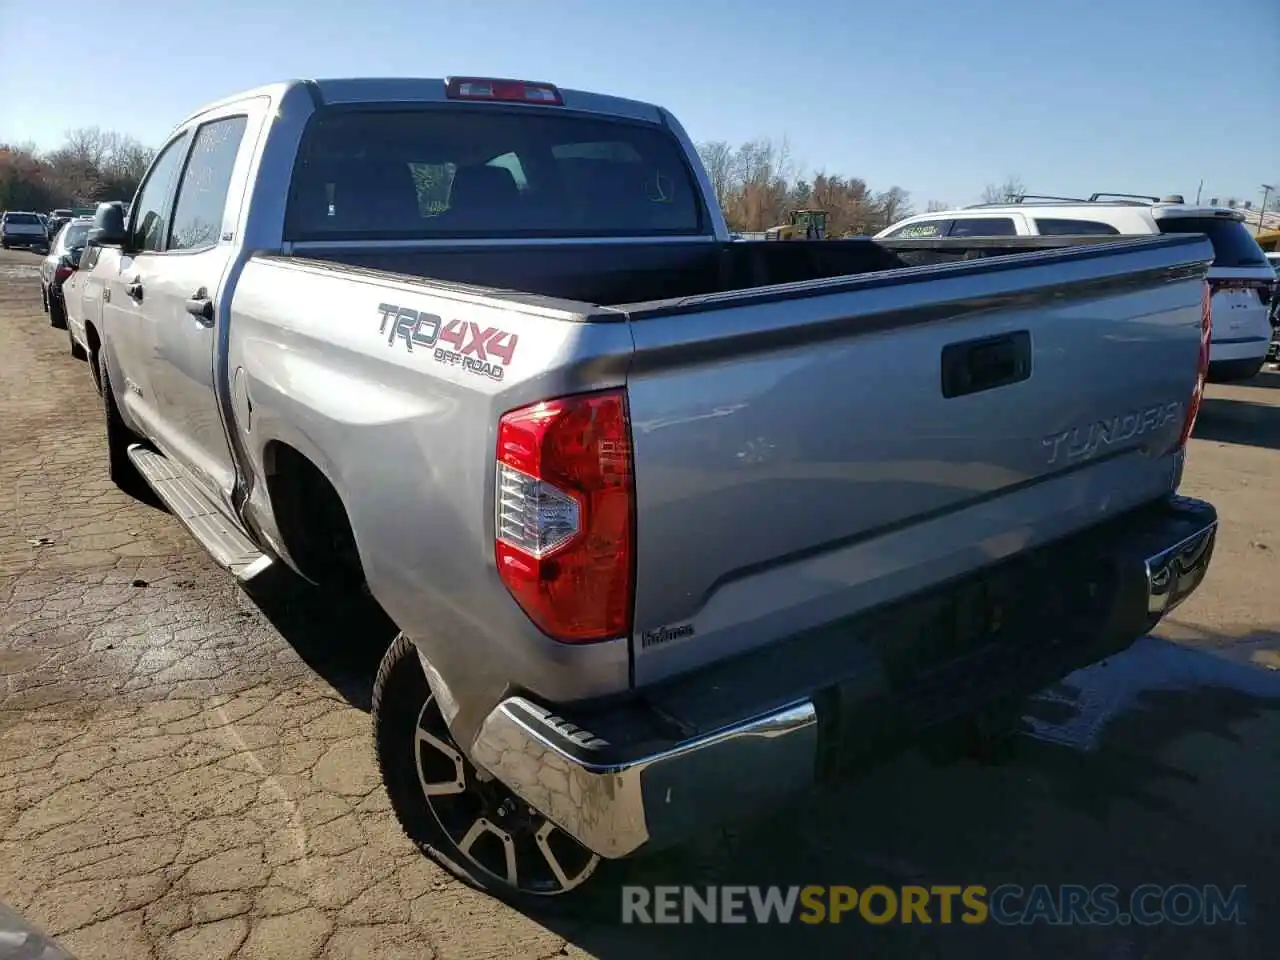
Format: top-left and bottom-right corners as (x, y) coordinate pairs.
(235, 232), (1212, 693)
(291, 234), (1122, 308)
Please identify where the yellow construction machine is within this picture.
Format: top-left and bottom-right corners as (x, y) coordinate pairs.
(765, 208), (827, 240)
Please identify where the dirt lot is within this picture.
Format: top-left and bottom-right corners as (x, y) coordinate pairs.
(1, 246), (1278, 959)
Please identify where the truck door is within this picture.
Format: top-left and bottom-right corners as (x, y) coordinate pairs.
(142, 109), (257, 509)
(100, 130), (192, 439)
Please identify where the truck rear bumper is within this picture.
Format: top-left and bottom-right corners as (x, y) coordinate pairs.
(470, 495), (1217, 860)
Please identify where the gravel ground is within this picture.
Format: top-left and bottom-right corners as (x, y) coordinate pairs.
(1, 247), (1278, 959)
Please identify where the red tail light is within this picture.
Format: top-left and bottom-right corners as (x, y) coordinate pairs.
(1178, 281), (1212, 449)
(54, 264), (73, 281)
(495, 389), (634, 643)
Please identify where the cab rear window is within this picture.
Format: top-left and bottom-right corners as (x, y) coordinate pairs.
(62, 224), (90, 249)
(1156, 217), (1268, 268)
(4, 213), (39, 225)
(285, 107), (706, 240)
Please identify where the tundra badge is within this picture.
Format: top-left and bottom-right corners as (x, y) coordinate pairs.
(1042, 400), (1182, 465)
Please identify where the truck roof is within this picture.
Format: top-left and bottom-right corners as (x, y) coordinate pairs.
(176, 77), (667, 131)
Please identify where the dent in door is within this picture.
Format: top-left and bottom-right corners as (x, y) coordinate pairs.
(232, 366), (252, 432)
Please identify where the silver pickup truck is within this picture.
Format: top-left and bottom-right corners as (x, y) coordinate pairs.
(77, 76), (1219, 904)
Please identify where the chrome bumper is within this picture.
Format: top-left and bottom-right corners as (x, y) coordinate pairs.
(1144, 497), (1217, 617)
(471, 496), (1217, 861)
(470, 698), (818, 859)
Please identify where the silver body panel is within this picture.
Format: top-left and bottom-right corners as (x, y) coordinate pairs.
(80, 79), (1219, 852)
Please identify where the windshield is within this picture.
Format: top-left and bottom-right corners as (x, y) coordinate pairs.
(1156, 217), (1268, 268)
(285, 107), (706, 240)
(61, 223), (90, 249)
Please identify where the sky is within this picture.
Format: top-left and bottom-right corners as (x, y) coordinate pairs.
(1, 0), (1277, 208)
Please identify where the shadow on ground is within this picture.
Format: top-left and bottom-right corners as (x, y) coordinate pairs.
(1193, 396), (1280, 452)
(241, 566), (395, 711)
(528, 631), (1280, 959)
(229, 553), (1280, 957)
(1235, 368), (1280, 390)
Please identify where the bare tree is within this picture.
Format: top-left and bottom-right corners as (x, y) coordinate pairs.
(980, 175), (1026, 205)
(719, 137), (800, 231)
(688, 136), (943, 236)
(926, 199), (950, 212)
(98, 139), (155, 201)
(809, 172), (874, 234)
(0, 128), (158, 211)
(696, 140), (738, 212)
(873, 186), (913, 230)
(0, 144), (57, 210)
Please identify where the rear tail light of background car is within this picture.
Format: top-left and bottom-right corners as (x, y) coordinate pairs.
(1207, 277), (1273, 305)
(494, 389), (634, 643)
(1178, 281), (1212, 450)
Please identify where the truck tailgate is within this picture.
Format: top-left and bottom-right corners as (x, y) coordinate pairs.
(622, 235), (1213, 685)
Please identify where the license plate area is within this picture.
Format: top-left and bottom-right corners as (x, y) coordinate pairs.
(863, 543), (1116, 693)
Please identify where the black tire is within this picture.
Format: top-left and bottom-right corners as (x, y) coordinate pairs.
(1207, 357), (1267, 384)
(955, 697), (1025, 763)
(49, 295), (67, 329)
(69, 327), (88, 361)
(373, 634), (619, 913)
(40, 284), (49, 313)
(98, 351), (157, 504)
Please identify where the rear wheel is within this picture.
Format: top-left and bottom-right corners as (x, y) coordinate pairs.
(373, 634), (610, 910)
(49, 294), (67, 329)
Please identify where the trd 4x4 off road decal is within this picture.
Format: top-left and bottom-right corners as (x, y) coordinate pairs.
(377, 302), (519, 382)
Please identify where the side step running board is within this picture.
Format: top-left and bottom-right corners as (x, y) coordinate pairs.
(127, 444), (273, 582)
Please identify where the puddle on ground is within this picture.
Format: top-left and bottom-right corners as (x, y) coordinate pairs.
(1023, 634), (1280, 752)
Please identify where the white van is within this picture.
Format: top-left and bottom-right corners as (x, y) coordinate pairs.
(877, 194), (1275, 382)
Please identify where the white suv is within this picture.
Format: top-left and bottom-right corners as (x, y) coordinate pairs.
(877, 194), (1276, 382)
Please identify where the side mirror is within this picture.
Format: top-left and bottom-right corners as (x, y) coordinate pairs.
(66, 248), (83, 268)
(88, 202), (127, 247)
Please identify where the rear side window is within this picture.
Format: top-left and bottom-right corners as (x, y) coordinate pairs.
(1034, 218), (1120, 236)
(169, 115), (249, 252)
(883, 220), (951, 238)
(285, 107), (705, 240)
(1156, 217), (1268, 268)
(949, 217), (1018, 237)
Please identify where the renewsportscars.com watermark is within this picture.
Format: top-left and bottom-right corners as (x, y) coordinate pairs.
(621, 884), (1248, 926)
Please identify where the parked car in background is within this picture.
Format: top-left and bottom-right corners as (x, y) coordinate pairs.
(0, 211), (49, 250)
(877, 194), (1276, 382)
(1267, 253), (1280, 361)
(39, 217), (92, 334)
(46, 208), (75, 238)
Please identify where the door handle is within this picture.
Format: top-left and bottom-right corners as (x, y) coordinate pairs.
(185, 289), (214, 326)
(126, 280), (143, 302)
(941, 331), (1032, 398)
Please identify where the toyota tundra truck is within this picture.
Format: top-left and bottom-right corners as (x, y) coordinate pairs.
(78, 76), (1219, 905)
